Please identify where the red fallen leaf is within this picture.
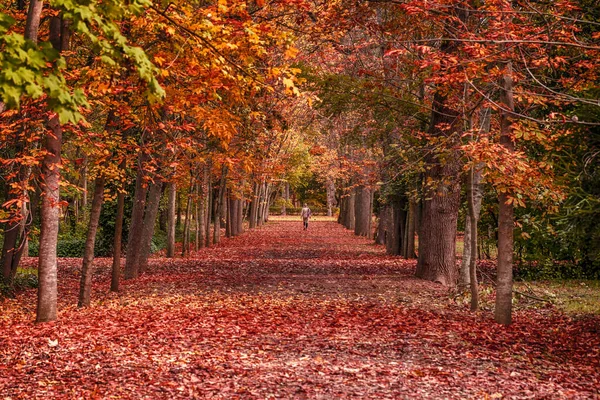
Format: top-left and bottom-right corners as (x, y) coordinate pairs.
(1, 219), (599, 398)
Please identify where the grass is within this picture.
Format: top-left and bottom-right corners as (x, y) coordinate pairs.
(514, 280), (600, 315)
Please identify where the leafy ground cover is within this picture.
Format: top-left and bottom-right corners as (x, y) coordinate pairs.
(1, 218), (599, 399)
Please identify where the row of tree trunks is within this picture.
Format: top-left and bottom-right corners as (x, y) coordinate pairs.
(339, 189), (356, 230)
(377, 198), (417, 259)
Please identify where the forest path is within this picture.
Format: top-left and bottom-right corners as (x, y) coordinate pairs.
(1, 218), (598, 399)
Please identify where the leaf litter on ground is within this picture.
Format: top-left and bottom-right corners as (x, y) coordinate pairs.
(1, 218), (599, 399)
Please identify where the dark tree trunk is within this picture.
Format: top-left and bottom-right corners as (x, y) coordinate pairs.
(166, 182), (176, 258)
(124, 158), (148, 280)
(213, 170), (227, 244)
(354, 185), (371, 237)
(405, 198), (417, 259)
(182, 181), (193, 256)
(226, 191), (232, 238)
(415, 90), (462, 287)
(205, 178), (212, 247)
(138, 182), (163, 273)
(342, 190), (356, 230)
(237, 198), (244, 235)
(110, 190), (125, 292)
(78, 176), (105, 307)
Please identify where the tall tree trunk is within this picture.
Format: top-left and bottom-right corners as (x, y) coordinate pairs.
(345, 190), (356, 230)
(194, 181), (200, 251)
(111, 189), (125, 292)
(249, 182), (258, 229)
(281, 183), (287, 216)
(404, 197), (417, 259)
(138, 182), (163, 273)
(36, 10), (66, 323)
(496, 61), (516, 325)
(37, 114), (61, 322)
(78, 176), (105, 307)
(467, 166), (480, 311)
(226, 191), (232, 238)
(213, 169), (227, 244)
(124, 157), (148, 279)
(205, 178), (212, 247)
(166, 182), (176, 258)
(198, 178), (206, 249)
(354, 185), (371, 237)
(182, 180), (193, 256)
(326, 177), (336, 217)
(237, 197), (244, 235)
(415, 91), (462, 287)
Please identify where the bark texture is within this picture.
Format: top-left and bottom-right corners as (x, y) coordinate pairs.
(495, 62), (516, 325)
(78, 176), (105, 307)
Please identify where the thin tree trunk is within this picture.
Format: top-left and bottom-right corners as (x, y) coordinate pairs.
(205, 178), (212, 247)
(249, 181), (259, 229)
(468, 166), (480, 311)
(403, 197), (416, 259)
(138, 181), (163, 273)
(237, 197), (244, 235)
(194, 181), (200, 251)
(226, 190), (232, 238)
(111, 189), (125, 292)
(124, 157), (148, 279)
(182, 180), (193, 256)
(78, 176), (105, 307)
(496, 61), (516, 325)
(326, 177), (336, 217)
(166, 182), (176, 258)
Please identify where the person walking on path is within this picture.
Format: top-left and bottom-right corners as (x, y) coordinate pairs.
(301, 203), (312, 230)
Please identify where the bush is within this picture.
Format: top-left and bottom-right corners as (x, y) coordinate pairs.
(1, 268), (38, 297)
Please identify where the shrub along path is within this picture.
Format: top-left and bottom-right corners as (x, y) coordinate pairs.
(1, 218), (599, 399)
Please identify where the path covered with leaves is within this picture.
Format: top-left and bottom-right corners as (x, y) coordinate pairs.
(1, 219), (599, 399)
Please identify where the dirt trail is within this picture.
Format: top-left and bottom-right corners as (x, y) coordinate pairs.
(1, 218), (598, 399)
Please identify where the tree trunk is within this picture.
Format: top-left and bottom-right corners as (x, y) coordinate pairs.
(124, 158), (148, 279)
(110, 189), (125, 292)
(78, 176), (105, 307)
(468, 166), (480, 311)
(37, 115), (61, 322)
(213, 170), (227, 244)
(354, 185), (371, 237)
(405, 197), (417, 259)
(237, 197), (244, 235)
(205, 178), (212, 247)
(249, 182), (258, 229)
(415, 91), (462, 287)
(182, 182), (193, 256)
(326, 177), (336, 217)
(495, 62), (516, 325)
(226, 191), (232, 238)
(343, 190), (356, 230)
(166, 182), (176, 258)
(138, 182), (163, 273)
(36, 10), (64, 323)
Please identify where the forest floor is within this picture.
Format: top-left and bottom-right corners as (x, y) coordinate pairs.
(1, 218), (599, 399)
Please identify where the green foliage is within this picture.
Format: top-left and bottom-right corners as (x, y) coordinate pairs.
(0, 0), (163, 123)
(0, 267), (38, 297)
